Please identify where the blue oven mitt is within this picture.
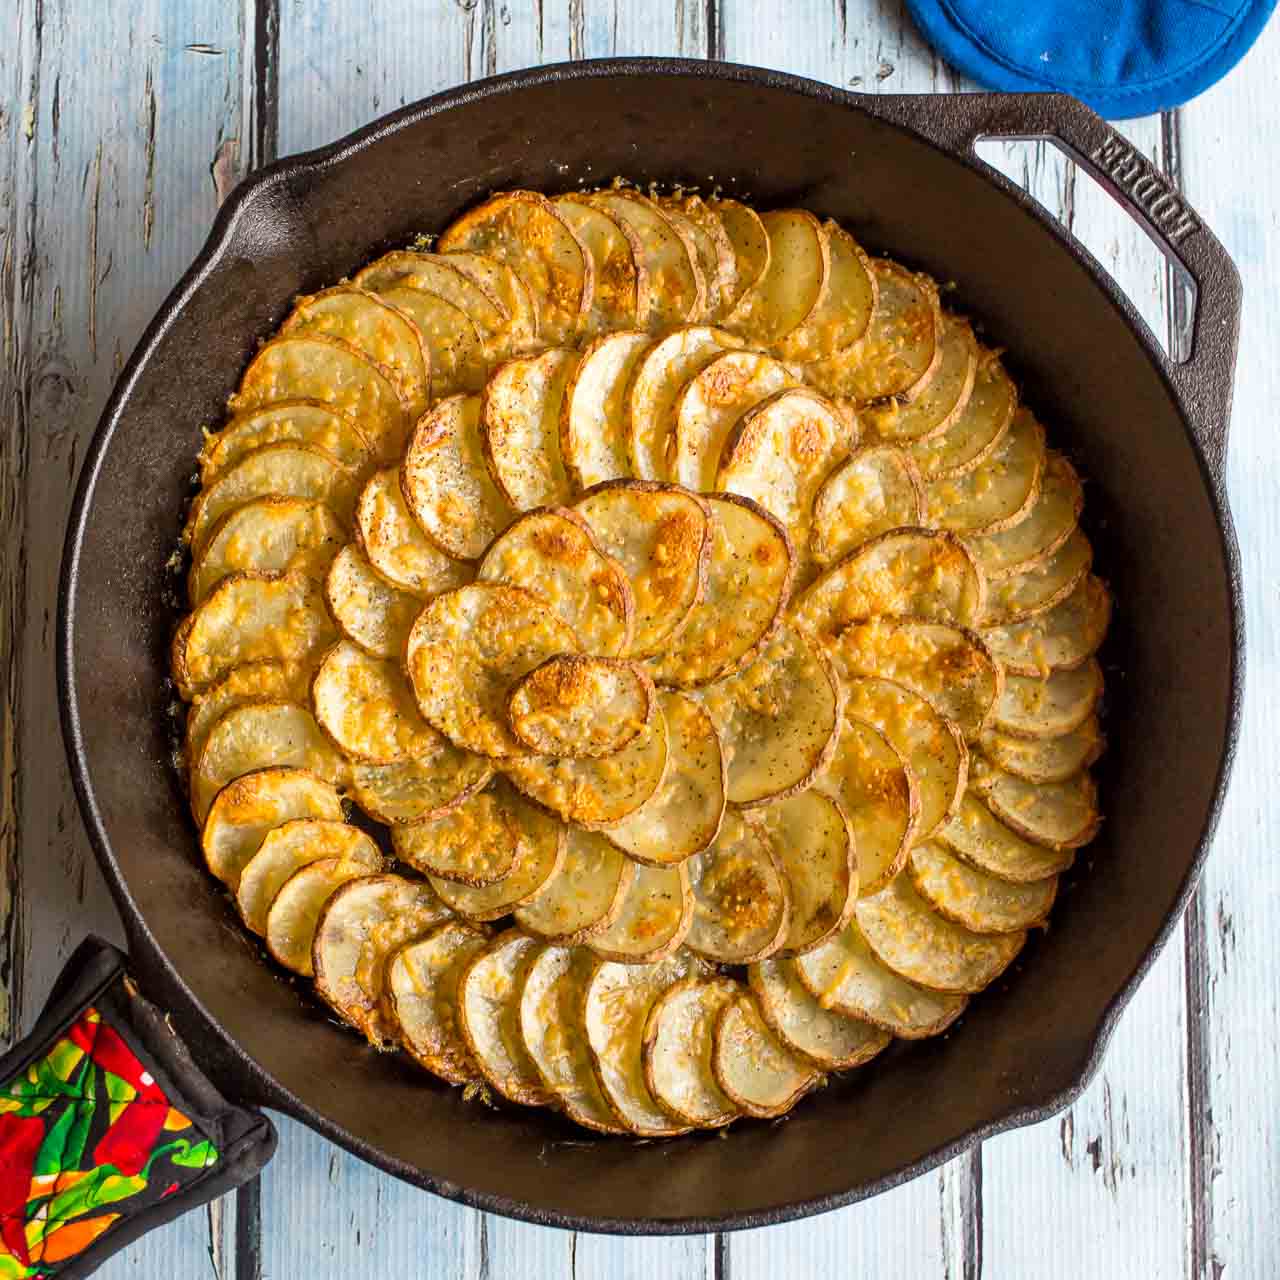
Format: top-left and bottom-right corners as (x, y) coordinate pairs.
(904, 0), (1276, 118)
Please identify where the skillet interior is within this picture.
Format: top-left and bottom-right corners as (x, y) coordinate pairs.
(60, 63), (1239, 1231)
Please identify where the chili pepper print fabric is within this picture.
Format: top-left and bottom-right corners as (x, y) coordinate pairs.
(0, 1008), (219, 1277)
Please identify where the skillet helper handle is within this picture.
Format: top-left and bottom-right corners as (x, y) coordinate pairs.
(0, 937), (276, 1279)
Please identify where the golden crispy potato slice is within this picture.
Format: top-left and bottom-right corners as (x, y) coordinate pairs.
(236, 818), (381, 936)
(392, 784), (527, 886)
(374, 285), (487, 396)
(710, 198), (769, 309)
(480, 348), (577, 511)
(231, 334), (408, 462)
(968, 453), (1084, 580)
(648, 494), (793, 688)
(575, 482), (711, 659)
(910, 350), (1016, 480)
(477, 507), (633, 656)
(865, 314), (977, 443)
(185, 660), (311, 773)
(587, 861), (693, 963)
(776, 221), (876, 361)
(809, 444), (925, 568)
(348, 748), (493, 827)
(438, 190), (592, 343)
(908, 841), (1057, 934)
(559, 331), (652, 491)
(855, 873), (1025, 993)
(458, 930), (554, 1107)
(201, 766), (343, 887)
(264, 859), (374, 977)
(402, 394), (514, 561)
(827, 618), (1004, 740)
(386, 922), (491, 1083)
(671, 350), (798, 492)
(443, 250), (539, 353)
(553, 196), (648, 332)
(971, 758), (1101, 850)
(843, 675), (968, 840)
(994, 659), (1103, 740)
(660, 194), (737, 318)
(749, 956), (890, 1070)
(325, 543), (422, 660)
(982, 573), (1111, 677)
(726, 209), (829, 346)
(686, 810), (789, 964)
(794, 920), (967, 1038)
(353, 250), (509, 346)
(354, 467), (473, 597)
(508, 655), (654, 758)
(937, 792), (1074, 882)
(583, 952), (705, 1135)
(700, 622), (840, 807)
(199, 401), (371, 483)
(642, 975), (742, 1128)
(191, 700), (348, 825)
(515, 828), (633, 944)
(625, 325), (743, 480)
(713, 992), (820, 1119)
(983, 527), (1092, 626)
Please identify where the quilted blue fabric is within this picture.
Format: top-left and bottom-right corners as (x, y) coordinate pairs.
(904, 0), (1276, 118)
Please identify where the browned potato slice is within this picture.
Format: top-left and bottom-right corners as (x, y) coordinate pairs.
(910, 350), (1016, 480)
(686, 810), (789, 964)
(559, 331), (652, 491)
(971, 758), (1101, 849)
(480, 348), (577, 511)
(866, 315), (977, 443)
(264, 859), (374, 977)
(587, 861), (693, 963)
(199, 401), (371, 483)
(809, 444), (925, 567)
(477, 507), (633, 657)
(983, 527), (1092, 626)
(625, 325), (743, 480)
(201, 766), (343, 888)
(325, 543), (421, 660)
(374, 285), (487, 396)
(994, 659), (1103, 739)
(438, 190), (592, 343)
(347, 749), (493, 827)
(508, 655), (654, 758)
(648, 494), (793, 688)
(776, 221), (876, 361)
(231, 334), (408, 462)
(700, 623), (840, 807)
(660, 194), (737, 318)
(749, 957), (890, 1070)
(671, 350), (798, 493)
(713, 992), (820, 1119)
(386, 922), (491, 1083)
(968, 454), (1084, 580)
(937, 792), (1073, 882)
(908, 841), (1057, 934)
(727, 209), (829, 346)
(403, 394), (514, 561)
(392, 784), (526, 886)
(442, 250), (539, 353)
(710, 198), (770, 310)
(184, 660), (311, 773)
(982, 574), (1111, 677)
(553, 196), (649, 332)
(354, 468), (473, 597)
(515, 828), (633, 943)
(794, 920), (967, 1039)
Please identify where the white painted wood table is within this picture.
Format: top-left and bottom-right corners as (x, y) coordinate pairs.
(2, 2), (1274, 1275)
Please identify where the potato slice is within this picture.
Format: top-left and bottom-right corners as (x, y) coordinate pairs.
(819, 716), (919, 895)
(866, 314), (977, 443)
(994, 659), (1103, 739)
(508, 655), (654, 758)
(311, 641), (437, 763)
(686, 810), (789, 964)
(587, 861), (693, 963)
(386, 922), (491, 1083)
(971, 759), (1101, 850)
(353, 250), (510, 346)
(264, 859), (374, 977)
(392, 784), (526, 886)
(908, 841), (1057, 934)
(325, 543), (422, 660)
(968, 453), (1084, 580)
(458, 930), (554, 1107)
(648, 494), (793, 688)
(354, 468), (473, 597)
(231, 334), (407, 462)
(671, 350), (798, 493)
(559, 331), (652, 491)
(794, 920), (967, 1038)
(936, 792), (1073, 882)
(710, 198), (770, 310)
(809, 444), (925, 568)
(442, 250), (539, 353)
(604, 691), (725, 866)
(983, 527), (1092, 626)
(374, 285), (487, 397)
(727, 209), (829, 346)
(827, 618), (1003, 740)
(185, 660), (311, 773)
(348, 750), (493, 827)
(201, 766), (343, 887)
(405, 582), (579, 758)
(515, 828), (633, 943)
(700, 622), (840, 807)
(642, 975), (742, 1128)
(237, 818), (382, 936)
(713, 992), (820, 1119)
(479, 348), (577, 511)
(438, 190), (592, 343)
(625, 325), (742, 480)
(660, 194), (736, 318)
(793, 527), (986, 639)
(716, 388), (855, 555)
(842, 675), (968, 840)
(776, 221), (876, 362)
(476, 507), (633, 657)
(910, 351), (1015, 480)
(403, 395), (513, 561)
(200, 401), (372, 485)
(553, 196), (648, 332)
(756, 790), (857, 955)
(575, 482), (711, 659)
(583, 952), (704, 1135)
(982, 574), (1111, 677)
(749, 957), (890, 1070)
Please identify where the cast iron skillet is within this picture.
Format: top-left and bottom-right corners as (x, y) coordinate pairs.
(56, 59), (1243, 1234)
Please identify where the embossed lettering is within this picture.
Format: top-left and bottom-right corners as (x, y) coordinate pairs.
(1089, 133), (1199, 244)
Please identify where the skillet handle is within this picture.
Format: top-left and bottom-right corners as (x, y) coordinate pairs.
(870, 92), (1242, 482)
